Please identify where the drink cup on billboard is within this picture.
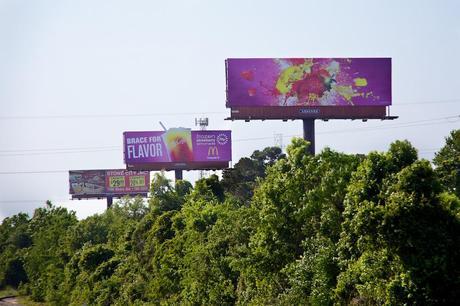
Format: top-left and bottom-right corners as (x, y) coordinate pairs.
(162, 128), (194, 162)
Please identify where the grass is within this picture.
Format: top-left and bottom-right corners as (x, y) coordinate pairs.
(16, 296), (46, 306)
(0, 286), (17, 298)
(0, 287), (46, 305)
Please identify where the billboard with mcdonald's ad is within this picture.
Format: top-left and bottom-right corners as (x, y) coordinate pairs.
(123, 129), (232, 170)
(226, 58), (392, 120)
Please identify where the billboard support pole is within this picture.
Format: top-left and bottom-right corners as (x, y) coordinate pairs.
(302, 119), (315, 155)
(107, 196), (113, 209)
(175, 170), (183, 181)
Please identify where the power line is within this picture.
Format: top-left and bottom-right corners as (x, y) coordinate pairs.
(0, 111), (227, 120)
(0, 196), (154, 203)
(0, 115), (458, 156)
(0, 145), (119, 153)
(0, 143), (444, 175)
(0, 99), (458, 121)
(317, 115), (459, 135)
(0, 170), (68, 174)
(234, 115), (459, 142)
(395, 99), (460, 106)
(0, 199), (70, 203)
(0, 148), (120, 157)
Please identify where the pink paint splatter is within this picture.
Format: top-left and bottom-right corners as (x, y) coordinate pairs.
(287, 58), (307, 65)
(240, 70), (254, 81)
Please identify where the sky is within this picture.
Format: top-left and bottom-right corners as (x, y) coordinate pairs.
(1, 0), (459, 220)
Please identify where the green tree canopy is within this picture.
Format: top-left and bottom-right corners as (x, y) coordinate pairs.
(434, 129), (460, 197)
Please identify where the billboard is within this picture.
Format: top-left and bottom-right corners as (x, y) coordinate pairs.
(124, 129), (231, 170)
(69, 169), (150, 199)
(226, 58), (392, 120)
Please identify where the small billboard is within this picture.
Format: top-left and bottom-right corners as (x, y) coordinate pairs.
(69, 169), (150, 199)
(226, 58), (392, 120)
(123, 129), (232, 170)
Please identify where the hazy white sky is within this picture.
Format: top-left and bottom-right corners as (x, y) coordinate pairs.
(1, 0), (459, 220)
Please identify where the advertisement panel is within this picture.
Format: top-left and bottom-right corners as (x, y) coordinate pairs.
(69, 169), (150, 199)
(105, 170), (150, 194)
(69, 170), (105, 197)
(226, 58), (391, 119)
(124, 129), (231, 170)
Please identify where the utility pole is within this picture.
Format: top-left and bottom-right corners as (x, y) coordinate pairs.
(274, 133), (284, 151)
(195, 117), (209, 179)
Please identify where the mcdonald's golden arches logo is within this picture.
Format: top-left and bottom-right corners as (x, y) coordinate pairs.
(208, 146), (219, 157)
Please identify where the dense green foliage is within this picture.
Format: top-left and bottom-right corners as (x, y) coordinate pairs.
(1, 131), (459, 305)
(433, 129), (460, 197)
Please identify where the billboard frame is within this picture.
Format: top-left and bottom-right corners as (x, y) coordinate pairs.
(225, 57), (396, 121)
(225, 106), (398, 121)
(123, 129), (232, 172)
(69, 169), (150, 202)
(125, 161), (230, 171)
(225, 57), (398, 154)
(70, 192), (149, 200)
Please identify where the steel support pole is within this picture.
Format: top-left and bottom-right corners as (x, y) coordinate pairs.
(302, 119), (315, 155)
(175, 169), (183, 181)
(107, 196), (113, 209)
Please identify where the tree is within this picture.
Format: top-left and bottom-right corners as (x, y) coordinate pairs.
(238, 139), (360, 304)
(434, 129), (460, 197)
(149, 172), (193, 213)
(168, 190), (249, 304)
(63, 214), (110, 253)
(3, 137), (459, 305)
(336, 142), (460, 304)
(193, 174), (225, 202)
(21, 202), (77, 302)
(64, 244), (120, 305)
(221, 146), (285, 203)
(0, 213), (30, 288)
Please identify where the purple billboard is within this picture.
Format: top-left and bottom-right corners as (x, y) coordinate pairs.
(226, 58), (392, 120)
(124, 129), (232, 170)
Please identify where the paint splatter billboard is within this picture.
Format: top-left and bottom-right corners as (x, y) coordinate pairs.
(69, 169), (150, 199)
(123, 129), (232, 170)
(226, 58), (391, 119)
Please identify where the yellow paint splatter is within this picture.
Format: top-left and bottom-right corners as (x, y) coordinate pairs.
(307, 93), (319, 103)
(334, 85), (355, 102)
(354, 78), (368, 87)
(275, 61), (313, 94)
